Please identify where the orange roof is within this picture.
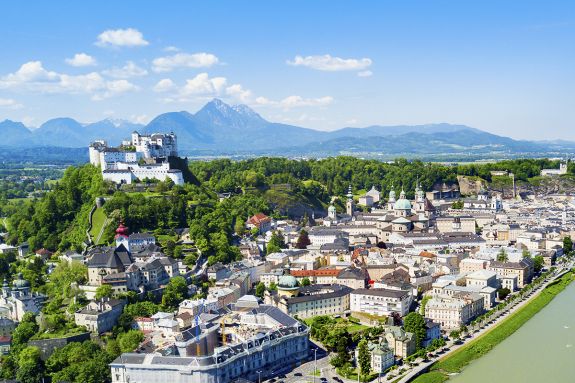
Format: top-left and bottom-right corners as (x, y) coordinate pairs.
(290, 269), (340, 277)
(419, 251), (437, 258)
(247, 213), (271, 226)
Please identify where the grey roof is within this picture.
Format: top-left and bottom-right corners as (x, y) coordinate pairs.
(87, 244), (132, 269)
(283, 284), (353, 304)
(337, 267), (366, 280)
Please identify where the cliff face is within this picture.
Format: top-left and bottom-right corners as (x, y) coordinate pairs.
(457, 176), (487, 196)
(514, 176), (575, 196)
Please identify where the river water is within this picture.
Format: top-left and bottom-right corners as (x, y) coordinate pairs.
(449, 282), (575, 383)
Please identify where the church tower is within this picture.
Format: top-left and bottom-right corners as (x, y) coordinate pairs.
(115, 220), (130, 251)
(346, 185), (355, 216)
(388, 184), (396, 210)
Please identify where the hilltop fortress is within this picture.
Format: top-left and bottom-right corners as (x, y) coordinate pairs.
(89, 131), (184, 185)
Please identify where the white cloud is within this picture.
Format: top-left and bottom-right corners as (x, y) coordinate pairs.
(0, 98), (23, 109)
(0, 61), (59, 86)
(287, 54), (372, 72)
(225, 84), (252, 103)
(96, 28), (149, 47)
(102, 61), (148, 78)
(357, 70), (373, 77)
(280, 95), (334, 108)
(65, 53), (97, 67)
(93, 80), (139, 100)
(164, 46), (180, 52)
(0, 61), (138, 100)
(152, 52), (219, 72)
(181, 72), (227, 95)
(153, 78), (177, 93)
(255, 95), (334, 109)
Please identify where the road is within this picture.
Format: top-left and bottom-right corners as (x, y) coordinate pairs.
(261, 343), (356, 383)
(394, 261), (574, 383)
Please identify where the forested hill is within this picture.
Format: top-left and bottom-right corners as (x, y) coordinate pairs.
(3, 157), (574, 261)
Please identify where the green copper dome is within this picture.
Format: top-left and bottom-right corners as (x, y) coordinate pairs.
(278, 275), (298, 289)
(394, 198), (412, 210)
(12, 273), (30, 289)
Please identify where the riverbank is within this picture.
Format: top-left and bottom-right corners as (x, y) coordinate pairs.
(410, 270), (574, 383)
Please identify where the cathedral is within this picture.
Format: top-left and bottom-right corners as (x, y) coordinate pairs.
(0, 274), (45, 322)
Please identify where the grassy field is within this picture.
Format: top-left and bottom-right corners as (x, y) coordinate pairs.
(89, 207), (108, 244)
(411, 271), (574, 383)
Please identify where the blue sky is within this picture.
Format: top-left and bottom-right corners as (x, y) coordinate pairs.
(0, 0), (573, 140)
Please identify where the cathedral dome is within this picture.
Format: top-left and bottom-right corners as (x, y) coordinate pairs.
(394, 198), (412, 210)
(12, 273), (30, 289)
(278, 275), (298, 289)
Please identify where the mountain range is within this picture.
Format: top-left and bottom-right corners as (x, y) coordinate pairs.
(2, 98), (574, 158)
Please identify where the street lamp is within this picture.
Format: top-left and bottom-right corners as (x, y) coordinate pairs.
(257, 370), (262, 383)
(313, 348), (318, 383)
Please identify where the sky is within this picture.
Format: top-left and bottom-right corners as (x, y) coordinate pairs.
(0, 0), (574, 140)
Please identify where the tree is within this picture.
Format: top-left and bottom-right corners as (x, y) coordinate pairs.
(301, 277), (311, 286)
(95, 284), (113, 300)
(357, 339), (371, 376)
(564, 236), (573, 254)
(295, 229), (311, 249)
(268, 282), (278, 292)
(255, 282), (265, 298)
(522, 248), (531, 259)
(11, 313), (39, 348)
(497, 248), (509, 263)
(16, 346), (45, 383)
(234, 219), (246, 236)
(451, 199), (464, 209)
(390, 311), (402, 326)
(403, 312), (427, 349)
(449, 330), (460, 340)
(161, 276), (188, 309)
(533, 255), (544, 273)
(118, 330), (144, 353)
(164, 240), (176, 257)
(266, 231), (285, 254)
(497, 287), (511, 300)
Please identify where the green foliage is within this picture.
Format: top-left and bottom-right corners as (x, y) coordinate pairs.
(564, 236), (573, 254)
(255, 282), (265, 298)
(497, 287), (511, 300)
(449, 330), (461, 340)
(47, 340), (112, 383)
(45, 261), (87, 299)
(117, 330), (144, 353)
(16, 346), (45, 383)
(357, 339), (371, 375)
(301, 277), (311, 286)
(403, 312), (427, 349)
(533, 255), (544, 273)
(451, 199), (464, 209)
(7, 164), (107, 251)
(266, 231), (285, 254)
(95, 284), (114, 300)
(161, 276), (188, 310)
(497, 248), (509, 263)
(420, 295), (431, 315)
(415, 272), (574, 382)
(11, 313), (39, 350)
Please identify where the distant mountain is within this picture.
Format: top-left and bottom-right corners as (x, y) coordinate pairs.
(0, 120), (33, 146)
(2, 99), (574, 160)
(143, 98), (330, 150)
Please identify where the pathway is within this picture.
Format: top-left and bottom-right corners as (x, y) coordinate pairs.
(394, 262), (573, 383)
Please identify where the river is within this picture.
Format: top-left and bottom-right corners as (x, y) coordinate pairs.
(449, 282), (575, 383)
